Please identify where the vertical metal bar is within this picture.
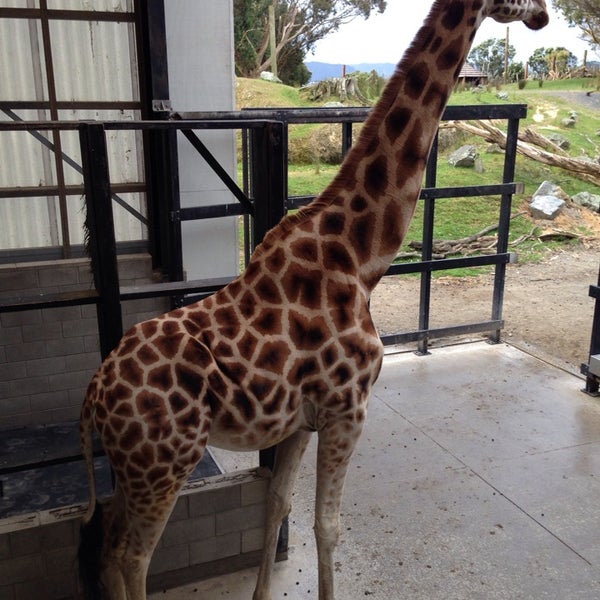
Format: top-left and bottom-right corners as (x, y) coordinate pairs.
(489, 116), (519, 343)
(39, 0), (71, 257)
(242, 128), (252, 267)
(341, 121), (353, 158)
(416, 133), (439, 355)
(164, 129), (184, 285)
(584, 269), (600, 395)
(251, 120), (287, 554)
(134, 0), (182, 281)
(250, 121), (286, 249)
(79, 123), (123, 360)
(26, 4), (60, 247)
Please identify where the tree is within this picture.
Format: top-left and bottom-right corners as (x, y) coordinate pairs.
(506, 61), (525, 83)
(234, 0), (387, 84)
(528, 47), (551, 79)
(527, 47), (578, 79)
(468, 38), (516, 80)
(553, 0), (600, 49)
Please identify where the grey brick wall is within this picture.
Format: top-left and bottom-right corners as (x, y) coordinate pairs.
(0, 469), (269, 599)
(0, 255), (169, 430)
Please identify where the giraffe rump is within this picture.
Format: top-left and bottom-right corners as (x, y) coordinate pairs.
(78, 501), (104, 600)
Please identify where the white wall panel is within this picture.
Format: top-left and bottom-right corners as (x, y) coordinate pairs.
(165, 0), (239, 280)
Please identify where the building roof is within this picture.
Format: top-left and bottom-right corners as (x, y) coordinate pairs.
(459, 64), (487, 78)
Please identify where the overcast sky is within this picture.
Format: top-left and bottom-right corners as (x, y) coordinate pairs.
(310, 1), (596, 66)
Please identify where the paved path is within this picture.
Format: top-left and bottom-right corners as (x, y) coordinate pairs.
(545, 89), (600, 110)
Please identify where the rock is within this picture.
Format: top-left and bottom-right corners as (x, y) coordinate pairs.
(530, 182), (568, 220)
(323, 101), (345, 108)
(532, 181), (569, 201)
(547, 133), (570, 150)
(260, 71), (282, 83)
(572, 191), (600, 213)
(448, 144), (478, 167)
(496, 91), (509, 100)
(529, 195), (565, 220)
(561, 117), (576, 128)
(485, 143), (503, 154)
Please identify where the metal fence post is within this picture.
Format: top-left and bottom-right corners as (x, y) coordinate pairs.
(417, 133), (439, 356)
(79, 122), (123, 360)
(583, 268), (600, 395)
(250, 121), (286, 250)
(249, 120), (287, 557)
(489, 116), (520, 343)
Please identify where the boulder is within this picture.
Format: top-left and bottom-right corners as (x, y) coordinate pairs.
(448, 144), (478, 167)
(529, 181), (568, 220)
(485, 143), (504, 154)
(547, 132), (570, 150)
(572, 191), (600, 213)
(533, 181), (569, 201)
(529, 195), (565, 220)
(260, 71), (282, 83)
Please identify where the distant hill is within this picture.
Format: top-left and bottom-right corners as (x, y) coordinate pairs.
(305, 61), (396, 82)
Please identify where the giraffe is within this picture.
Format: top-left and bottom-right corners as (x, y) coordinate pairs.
(78, 1), (548, 598)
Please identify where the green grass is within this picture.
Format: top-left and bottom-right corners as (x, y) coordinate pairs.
(288, 164), (338, 196)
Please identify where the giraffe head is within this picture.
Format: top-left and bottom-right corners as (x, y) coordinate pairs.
(487, 0), (549, 30)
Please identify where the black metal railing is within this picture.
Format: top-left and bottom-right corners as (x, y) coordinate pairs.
(1, 104), (527, 491)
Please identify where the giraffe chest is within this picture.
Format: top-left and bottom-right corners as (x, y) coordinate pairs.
(204, 323), (384, 452)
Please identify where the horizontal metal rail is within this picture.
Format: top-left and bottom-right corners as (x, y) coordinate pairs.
(0, 277), (237, 313)
(380, 320), (504, 347)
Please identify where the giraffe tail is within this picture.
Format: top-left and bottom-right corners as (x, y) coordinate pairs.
(77, 382), (104, 600)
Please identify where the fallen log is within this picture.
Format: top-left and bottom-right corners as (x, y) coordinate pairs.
(400, 212), (532, 260)
(443, 119), (600, 187)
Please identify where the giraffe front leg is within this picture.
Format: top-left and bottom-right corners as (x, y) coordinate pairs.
(314, 417), (365, 600)
(253, 429), (312, 600)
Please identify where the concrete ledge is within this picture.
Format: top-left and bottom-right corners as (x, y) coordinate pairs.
(0, 468), (270, 600)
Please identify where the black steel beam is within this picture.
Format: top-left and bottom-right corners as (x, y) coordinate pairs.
(79, 123), (124, 360)
(381, 320), (505, 347)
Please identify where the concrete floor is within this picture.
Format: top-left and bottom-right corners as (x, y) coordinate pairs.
(150, 341), (600, 599)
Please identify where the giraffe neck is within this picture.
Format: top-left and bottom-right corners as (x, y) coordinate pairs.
(279, 1), (487, 293)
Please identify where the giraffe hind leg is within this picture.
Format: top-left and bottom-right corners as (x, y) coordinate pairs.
(101, 477), (189, 599)
(253, 429), (312, 600)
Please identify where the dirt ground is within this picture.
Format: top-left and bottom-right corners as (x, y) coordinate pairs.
(370, 234), (599, 376)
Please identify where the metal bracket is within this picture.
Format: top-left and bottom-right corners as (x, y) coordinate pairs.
(152, 99), (172, 112)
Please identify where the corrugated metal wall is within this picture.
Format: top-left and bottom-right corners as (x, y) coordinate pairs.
(0, 0), (146, 253)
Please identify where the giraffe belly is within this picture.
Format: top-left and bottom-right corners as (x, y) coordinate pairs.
(207, 408), (307, 452)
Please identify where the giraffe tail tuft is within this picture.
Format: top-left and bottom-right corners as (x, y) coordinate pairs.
(78, 381), (104, 599)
